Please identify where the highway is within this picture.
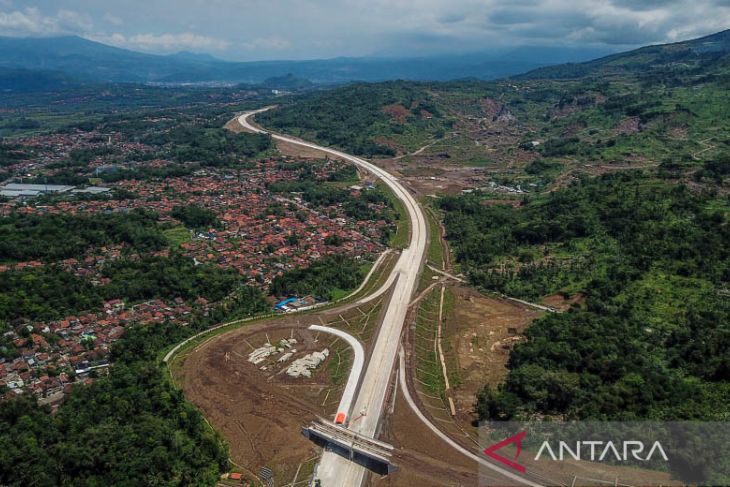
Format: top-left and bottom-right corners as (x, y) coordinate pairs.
(308, 324), (365, 423)
(397, 348), (543, 487)
(239, 109), (428, 486)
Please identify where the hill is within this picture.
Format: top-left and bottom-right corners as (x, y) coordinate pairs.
(517, 29), (730, 80)
(258, 73), (314, 91)
(0, 67), (82, 92)
(261, 28), (730, 170)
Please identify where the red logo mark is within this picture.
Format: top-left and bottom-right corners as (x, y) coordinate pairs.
(483, 431), (527, 473)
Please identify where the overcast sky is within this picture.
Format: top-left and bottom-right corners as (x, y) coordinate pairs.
(1, 0), (729, 60)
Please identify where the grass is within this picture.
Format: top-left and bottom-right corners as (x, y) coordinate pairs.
(417, 265), (437, 293)
(413, 288), (447, 397)
(163, 225), (192, 247)
(330, 287), (349, 301)
(328, 348), (351, 386)
(379, 181), (410, 249)
(465, 156), (496, 167)
(440, 287), (461, 390)
(424, 206), (446, 268)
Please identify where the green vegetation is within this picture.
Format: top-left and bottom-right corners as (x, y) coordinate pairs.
(258, 82), (451, 156)
(171, 205), (220, 230)
(163, 226), (192, 247)
(328, 349), (351, 386)
(0, 266), (102, 322)
(101, 254), (242, 303)
(382, 184), (409, 249)
(0, 142), (28, 167)
(0, 322), (230, 487)
(439, 173), (730, 420)
(413, 289), (447, 397)
(0, 255), (264, 324)
(425, 206), (445, 267)
(0, 210), (166, 262)
(268, 177), (397, 238)
(440, 173), (727, 300)
(145, 126), (272, 166)
(269, 254), (366, 300)
(517, 29), (730, 81)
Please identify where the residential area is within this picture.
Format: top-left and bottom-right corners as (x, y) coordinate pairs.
(0, 126), (393, 404)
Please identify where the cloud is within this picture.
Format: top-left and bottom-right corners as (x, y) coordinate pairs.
(1, 1), (729, 59)
(0, 7), (92, 36)
(241, 35), (291, 51)
(96, 32), (230, 52)
(102, 12), (123, 26)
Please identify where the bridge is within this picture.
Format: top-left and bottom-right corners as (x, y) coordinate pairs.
(302, 418), (397, 476)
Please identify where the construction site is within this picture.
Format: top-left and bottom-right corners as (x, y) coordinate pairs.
(172, 112), (679, 487)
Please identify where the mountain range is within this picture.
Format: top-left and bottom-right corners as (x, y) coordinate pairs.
(0, 35), (612, 88)
(0, 29), (728, 92)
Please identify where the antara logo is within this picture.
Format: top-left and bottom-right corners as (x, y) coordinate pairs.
(534, 440), (669, 462)
(483, 431), (527, 473)
(483, 431), (669, 474)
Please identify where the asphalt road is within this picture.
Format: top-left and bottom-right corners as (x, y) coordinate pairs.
(308, 324), (365, 421)
(239, 109), (428, 486)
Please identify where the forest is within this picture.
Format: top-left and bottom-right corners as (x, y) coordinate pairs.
(144, 126), (273, 167)
(0, 254), (259, 325)
(257, 82), (449, 156)
(0, 323), (230, 487)
(439, 172), (730, 421)
(269, 254), (365, 300)
(171, 205), (220, 230)
(0, 210), (167, 262)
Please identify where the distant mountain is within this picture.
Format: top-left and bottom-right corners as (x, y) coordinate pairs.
(0, 36), (209, 83)
(0, 67), (82, 92)
(516, 29), (730, 80)
(167, 51), (222, 63)
(259, 73), (314, 91)
(0, 35), (613, 86)
(4, 31), (728, 88)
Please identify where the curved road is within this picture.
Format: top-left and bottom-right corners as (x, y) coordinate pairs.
(308, 324), (365, 422)
(238, 109), (539, 487)
(240, 109), (427, 486)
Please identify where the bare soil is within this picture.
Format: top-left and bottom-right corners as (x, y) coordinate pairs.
(445, 287), (543, 424)
(373, 388), (481, 487)
(177, 320), (327, 484)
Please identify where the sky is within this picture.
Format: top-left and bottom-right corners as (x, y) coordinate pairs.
(0, 0), (729, 60)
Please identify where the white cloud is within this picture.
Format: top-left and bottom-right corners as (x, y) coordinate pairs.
(95, 32), (230, 52)
(102, 12), (123, 26)
(0, 7), (92, 36)
(241, 35), (291, 51)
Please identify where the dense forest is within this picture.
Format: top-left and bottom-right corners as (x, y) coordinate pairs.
(144, 126), (273, 167)
(270, 254), (365, 300)
(0, 210), (167, 262)
(0, 323), (230, 487)
(0, 266), (102, 322)
(257, 82), (450, 156)
(0, 254), (260, 324)
(171, 205), (220, 230)
(439, 173), (730, 420)
(0, 142), (28, 167)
